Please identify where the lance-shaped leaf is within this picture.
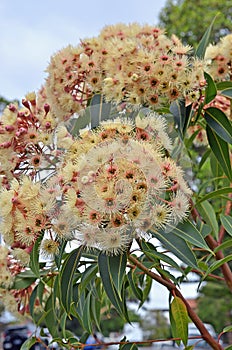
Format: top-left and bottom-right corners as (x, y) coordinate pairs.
(98, 253), (128, 319)
(204, 72), (217, 104)
(206, 125), (232, 181)
(90, 94), (112, 128)
(127, 270), (143, 302)
(214, 240), (232, 253)
(196, 218), (212, 238)
(195, 16), (217, 58)
(205, 107), (232, 144)
(67, 113), (91, 137)
(221, 88), (232, 99)
(151, 229), (198, 269)
(141, 240), (184, 273)
(99, 252), (127, 296)
(44, 294), (60, 338)
(197, 200), (219, 239)
(220, 215), (232, 237)
(29, 232), (44, 278)
(11, 270), (37, 290)
(82, 292), (93, 334)
(120, 343), (138, 350)
(166, 220), (212, 253)
(90, 293), (102, 332)
(59, 246), (83, 314)
(217, 81), (232, 90)
(80, 263), (98, 292)
(171, 296), (188, 346)
(196, 187), (232, 204)
(203, 255), (232, 281)
(29, 284), (39, 319)
(170, 99), (192, 139)
(20, 337), (38, 350)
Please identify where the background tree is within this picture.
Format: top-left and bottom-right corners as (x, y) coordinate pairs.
(158, 0), (232, 47)
(197, 281), (232, 344)
(0, 95), (19, 113)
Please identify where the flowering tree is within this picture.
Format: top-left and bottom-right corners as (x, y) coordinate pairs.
(0, 23), (231, 350)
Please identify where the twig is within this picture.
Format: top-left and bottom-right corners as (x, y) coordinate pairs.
(128, 253), (223, 350)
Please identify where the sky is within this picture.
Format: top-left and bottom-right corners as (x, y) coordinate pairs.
(0, 0), (167, 101)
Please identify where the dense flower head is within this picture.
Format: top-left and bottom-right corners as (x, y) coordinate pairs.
(0, 93), (59, 185)
(45, 23), (206, 120)
(52, 110), (192, 254)
(205, 33), (232, 81)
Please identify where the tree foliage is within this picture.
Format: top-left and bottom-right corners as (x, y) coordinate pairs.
(158, 0), (232, 47)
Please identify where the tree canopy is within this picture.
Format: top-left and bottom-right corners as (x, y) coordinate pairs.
(158, 0), (232, 47)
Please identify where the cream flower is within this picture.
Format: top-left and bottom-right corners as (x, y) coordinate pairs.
(51, 112), (191, 254)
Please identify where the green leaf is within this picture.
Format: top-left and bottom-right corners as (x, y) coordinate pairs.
(167, 220), (212, 252)
(99, 252), (127, 297)
(223, 325), (232, 333)
(20, 337), (37, 350)
(11, 274), (36, 290)
(44, 295), (60, 338)
(90, 293), (102, 331)
(217, 81), (232, 90)
(55, 239), (68, 269)
(67, 114), (91, 137)
(29, 284), (39, 319)
(203, 255), (232, 280)
(205, 107), (232, 144)
(206, 125), (232, 181)
(171, 296), (188, 346)
(197, 200), (219, 239)
(196, 187), (232, 204)
(90, 94), (112, 128)
(199, 148), (211, 169)
(170, 302), (180, 345)
(196, 218), (212, 238)
(170, 99), (192, 139)
(195, 16), (217, 58)
(151, 229), (199, 269)
(210, 152), (223, 179)
(120, 343), (138, 350)
(204, 72), (217, 104)
(59, 246), (83, 314)
(127, 270), (143, 301)
(220, 215), (232, 237)
(214, 240), (232, 253)
(216, 81), (232, 99)
(80, 264), (98, 292)
(221, 88), (232, 99)
(98, 253), (128, 319)
(141, 240), (185, 273)
(82, 292), (93, 333)
(140, 275), (152, 305)
(29, 232), (44, 277)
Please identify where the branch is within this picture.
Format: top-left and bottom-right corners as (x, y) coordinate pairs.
(128, 253), (223, 350)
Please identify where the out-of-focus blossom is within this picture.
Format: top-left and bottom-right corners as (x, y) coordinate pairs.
(45, 23), (206, 120)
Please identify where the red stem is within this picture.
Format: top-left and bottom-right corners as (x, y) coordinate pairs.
(128, 254), (223, 350)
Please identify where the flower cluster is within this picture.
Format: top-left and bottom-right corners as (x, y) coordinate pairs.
(53, 112), (191, 254)
(205, 34), (232, 81)
(45, 23), (206, 120)
(0, 93), (58, 186)
(0, 107), (191, 257)
(0, 246), (30, 317)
